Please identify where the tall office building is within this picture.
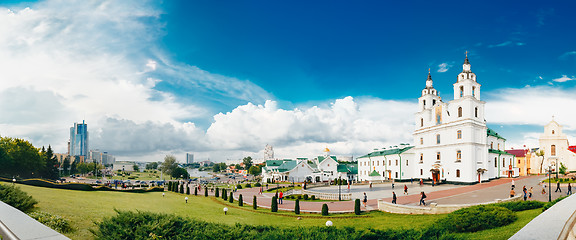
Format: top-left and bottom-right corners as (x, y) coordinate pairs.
(70, 120), (89, 157)
(186, 153), (194, 164)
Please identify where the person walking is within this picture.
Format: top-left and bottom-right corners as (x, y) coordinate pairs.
(420, 178), (423, 186)
(529, 187), (533, 199)
(279, 191), (284, 204)
(510, 188), (516, 198)
(556, 180), (562, 192)
(542, 184), (546, 194)
(392, 191), (397, 204)
(363, 192), (368, 207)
(522, 186), (527, 201)
(511, 179), (515, 189)
(404, 185), (408, 195)
(392, 179), (395, 189)
(568, 183), (573, 195)
(419, 191), (426, 206)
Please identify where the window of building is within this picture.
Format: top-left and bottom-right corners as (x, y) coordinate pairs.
(420, 154), (423, 163)
(420, 138), (423, 145)
(436, 152), (441, 161)
(406, 160), (408, 166)
(495, 157), (497, 167)
(436, 134), (441, 144)
(457, 130), (462, 139)
(389, 160), (391, 166)
(458, 107), (462, 117)
(420, 118), (424, 127)
(395, 172), (398, 178)
(456, 169), (460, 177)
(420, 169), (423, 175)
(456, 150), (462, 162)
(433, 99), (436, 105)
(552, 130), (555, 134)
(472, 86), (476, 97)
(460, 86), (464, 97)
(490, 142), (493, 149)
(518, 159), (521, 164)
(497, 143), (500, 150)
(503, 159), (505, 167)
(423, 100), (426, 107)
(552, 145), (556, 156)
(377, 161), (379, 166)
(475, 107), (478, 118)
(395, 160), (398, 166)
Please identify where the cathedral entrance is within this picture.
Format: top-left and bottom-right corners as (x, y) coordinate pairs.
(430, 169), (440, 184)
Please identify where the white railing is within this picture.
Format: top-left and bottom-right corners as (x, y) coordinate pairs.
(302, 189), (352, 200)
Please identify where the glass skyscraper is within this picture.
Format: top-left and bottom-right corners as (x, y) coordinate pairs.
(70, 120), (89, 157)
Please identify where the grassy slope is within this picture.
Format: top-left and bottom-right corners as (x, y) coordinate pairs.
(17, 183), (540, 240)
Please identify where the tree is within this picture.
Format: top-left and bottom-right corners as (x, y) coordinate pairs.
(133, 164), (139, 172)
(253, 196), (257, 209)
(354, 199), (361, 215)
(212, 163), (227, 173)
(536, 150), (545, 174)
(222, 189), (227, 200)
(0, 137), (44, 178)
(271, 196), (278, 212)
(70, 160), (78, 175)
(62, 156), (71, 176)
(248, 166), (261, 176)
(160, 155), (178, 178)
(321, 203), (329, 216)
(215, 188), (220, 198)
(242, 156), (253, 170)
(560, 162), (568, 176)
(42, 145), (59, 180)
(204, 187), (208, 197)
(145, 162), (159, 170)
(171, 167), (189, 179)
(186, 184), (190, 195)
(238, 194), (243, 206)
(229, 192), (234, 203)
(294, 199), (300, 214)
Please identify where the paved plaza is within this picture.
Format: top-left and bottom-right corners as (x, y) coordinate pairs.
(230, 175), (571, 213)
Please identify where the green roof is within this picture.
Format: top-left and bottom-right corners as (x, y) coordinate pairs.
(487, 128), (506, 140)
(265, 160), (284, 167)
(489, 149), (515, 156)
(358, 146), (414, 159)
(308, 161), (318, 169)
(337, 163), (358, 174)
(277, 160), (297, 172)
(318, 156), (338, 163)
(368, 170), (381, 176)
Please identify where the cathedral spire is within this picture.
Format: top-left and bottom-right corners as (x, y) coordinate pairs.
(426, 68), (434, 89)
(462, 51), (471, 73)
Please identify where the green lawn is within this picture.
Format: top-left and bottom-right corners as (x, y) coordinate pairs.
(16, 183), (540, 240)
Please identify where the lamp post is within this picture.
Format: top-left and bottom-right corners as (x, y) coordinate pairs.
(548, 164), (552, 202)
(338, 173), (342, 201)
(12, 177), (16, 186)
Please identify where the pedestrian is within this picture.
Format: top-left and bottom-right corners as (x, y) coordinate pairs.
(511, 179), (515, 189)
(259, 186), (263, 194)
(411, 178), (413, 184)
(510, 188), (515, 198)
(266, 183), (268, 190)
(363, 192), (368, 207)
(404, 184), (408, 195)
(420, 178), (423, 186)
(279, 191), (284, 204)
(529, 187), (533, 199)
(392, 191), (397, 204)
(568, 183), (573, 195)
(370, 182), (373, 189)
(347, 182), (350, 192)
(392, 179), (395, 189)
(419, 191), (426, 206)
(542, 184), (546, 194)
(556, 180), (562, 192)
(522, 186), (527, 201)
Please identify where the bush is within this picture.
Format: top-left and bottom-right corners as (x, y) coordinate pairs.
(28, 211), (73, 233)
(239, 194), (243, 206)
(215, 188), (220, 198)
(491, 200), (545, 211)
(245, 183), (252, 188)
(321, 203), (329, 216)
(127, 176), (137, 179)
(303, 194), (309, 200)
(0, 184), (38, 212)
(355, 199), (361, 215)
(297, 195), (302, 200)
(311, 195), (316, 200)
(255, 182), (261, 187)
(271, 196), (278, 212)
(236, 184), (243, 189)
(253, 196), (257, 210)
(179, 184), (184, 194)
(204, 187), (208, 197)
(223, 189), (228, 200)
(437, 205), (516, 233)
(295, 199), (300, 214)
(543, 196), (568, 211)
(229, 192), (234, 203)
(194, 187), (197, 196)
(186, 185), (190, 195)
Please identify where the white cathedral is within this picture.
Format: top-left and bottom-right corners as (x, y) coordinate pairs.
(358, 54), (518, 184)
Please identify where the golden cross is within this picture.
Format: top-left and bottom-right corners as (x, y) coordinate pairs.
(466, 51), (468, 57)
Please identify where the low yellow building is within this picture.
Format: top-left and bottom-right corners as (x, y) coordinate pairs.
(506, 149), (532, 176)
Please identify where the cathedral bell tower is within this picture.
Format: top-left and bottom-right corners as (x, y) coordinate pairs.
(453, 51), (481, 100)
(418, 69), (442, 111)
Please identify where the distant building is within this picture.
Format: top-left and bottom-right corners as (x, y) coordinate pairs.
(506, 149), (532, 176)
(89, 150), (116, 165)
(54, 153), (69, 166)
(186, 153), (194, 164)
(112, 161), (135, 172)
(199, 160), (213, 167)
(534, 118), (576, 173)
(69, 120), (89, 157)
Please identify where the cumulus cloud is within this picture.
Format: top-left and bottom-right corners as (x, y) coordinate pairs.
(553, 75), (575, 82)
(437, 63), (452, 73)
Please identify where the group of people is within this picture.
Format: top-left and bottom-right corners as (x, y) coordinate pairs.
(510, 179), (574, 200)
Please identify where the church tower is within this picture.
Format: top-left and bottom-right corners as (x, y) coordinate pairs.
(452, 52), (484, 121)
(416, 69), (443, 129)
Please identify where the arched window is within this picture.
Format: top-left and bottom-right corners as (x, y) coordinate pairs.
(420, 138), (423, 145)
(436, 152), (441, 161)
(458, 107), (463, 117)
(552, 130), (555, 134)
(456, 150), (462, 162)
(456, 169), (460, 177)
(457, 130), (462, 139)
(420, 118), (424, 127)
(472, 86), (476, 97)
(420, 153), (423, 163)
(494, 157), (497, 167)
(475, 107), (478, 118)
(423, 100), (426, 107)
(459, 86), (464, 97)
(497, 143), (500, 150)
(436, 134), (441, 144)
(420, 169), (423, 175)
(433, 99), (436, 105)
(552, 145), (556, 156)
(490, 142), (493, 149)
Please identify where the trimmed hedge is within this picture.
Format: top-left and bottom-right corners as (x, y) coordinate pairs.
(294, 199), (300, 214)
(229, 192), (234, 203)
(436, 205), (516, 233)
(321, 203), (329, 216)
(491, 201), (545, 212)
(354, 199), (361, 215)
(0, 178), (164, 193)
(253, 196), (258, 210)
(254, 182), (261, 187)
(28, 211), (73, 233)
(239, 194), (243, 207)
(271, 196), (278, 212)
(543, 196), (568, 211)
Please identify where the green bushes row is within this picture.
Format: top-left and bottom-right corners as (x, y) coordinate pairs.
(543, 196), (568, 211)
(94, 210), (465, 240)
(436, 205), (517, 233)
(0, 183), (38, 212)
(28, 211), (73, 233)
(1, 178), (163, 193)
(490, 201), (545, 212)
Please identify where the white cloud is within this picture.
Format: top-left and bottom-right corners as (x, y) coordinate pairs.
(560, 51), (576, 59)
(552, 75), (574, 83)
(146, 60), (157, 71)
(437, 63), (452, 73)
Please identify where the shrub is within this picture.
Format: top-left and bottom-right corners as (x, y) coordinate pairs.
(179, 184), (184, 194)
(229, 192), (234, 203)
(492, 200), (545, 211)
(215, 188), (220, 198)
(236, 184), (243, 189)
(127, 176), (137, 179)
(297, 195), (302, 200)
(253, 196), (257, 210)
(239, 194), (243, 206)
(321, 203), (329, 216)
(355, 199), (361, 215)
(194, 187), (197, 196)
(255, 182), (262, 187)
(223, 189), (228, 200)
(271, 196), (278, 212)
(245, 183), (252, 188)
(543, 196), (568, 211)
(303, 194), (309, 200)
(204, 187), (208, 197)
(28, 211), (73, 233)
(437, 205), (516, 233)
(186, 185), (190, 195)
(295, 199), (300, 214)
(0, 184), (38, 212)
(311, 195), (316, 200)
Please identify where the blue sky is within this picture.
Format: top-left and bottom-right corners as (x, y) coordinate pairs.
(0, 0), (576, 162)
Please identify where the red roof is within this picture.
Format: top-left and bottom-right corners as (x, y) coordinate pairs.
(505, 149), (528, 157)
(569, 146), (576, 154)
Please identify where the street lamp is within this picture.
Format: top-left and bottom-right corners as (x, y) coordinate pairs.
(338, 173), (342, 201)
(548, 164), (552, 202)
(223, 207), (228, 215)
(12, 177), (16, 186)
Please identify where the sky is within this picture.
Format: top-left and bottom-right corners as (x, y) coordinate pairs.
(1, 0), (576, 163)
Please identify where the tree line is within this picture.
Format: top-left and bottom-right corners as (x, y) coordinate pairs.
(0, 136), (59, 179)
